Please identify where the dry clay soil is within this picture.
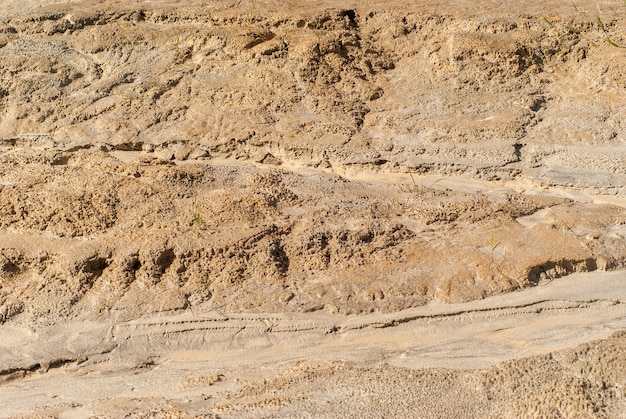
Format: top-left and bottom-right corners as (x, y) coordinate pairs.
(0, 0), (626, 417)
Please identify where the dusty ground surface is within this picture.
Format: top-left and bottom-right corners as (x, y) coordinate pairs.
(0, 0), (625, 417)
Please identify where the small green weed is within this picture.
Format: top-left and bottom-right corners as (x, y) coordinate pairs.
(596, 16), (623, 47)
(279, 38), (288, 53)
(116, 21), (130, 42)
(192, 193), (206, 229)
(542, 16), (557, 29)
(548, 2), (624, 48)
(193, 209), (204, 228)
(490, 230), (500, 260)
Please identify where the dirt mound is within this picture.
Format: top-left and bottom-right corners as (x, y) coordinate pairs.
(1, 146), (625, 324)
(0, 0), (625, 189)
(0, 0), (625, 324)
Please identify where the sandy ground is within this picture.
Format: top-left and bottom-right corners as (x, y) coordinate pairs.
(1, 270), (625, 417)
(0, 0), (626, 417)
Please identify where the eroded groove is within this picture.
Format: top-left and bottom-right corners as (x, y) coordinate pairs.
(0, 358), (76, 384)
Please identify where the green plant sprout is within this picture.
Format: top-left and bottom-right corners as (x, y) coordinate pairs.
(490, 230), (500, 260)
(596, 16), (623, 47)
(567, 2), (623, 47)
(116, 21), (130, 42)
(542, 16), (557, 29)
(192, 192), (206, 229)
(193, 208), (204, 228)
